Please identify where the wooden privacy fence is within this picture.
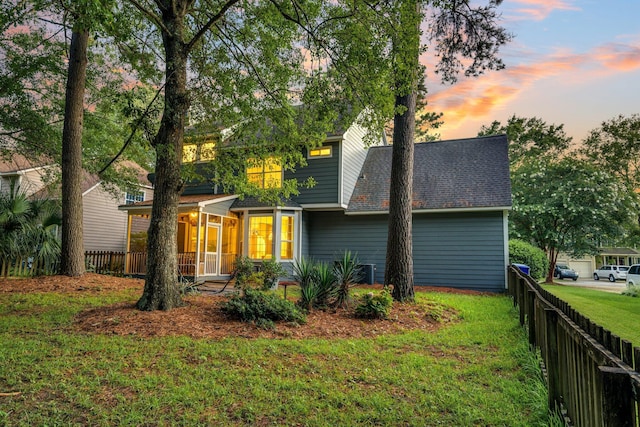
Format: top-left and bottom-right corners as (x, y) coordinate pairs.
(508, 265), (640, 427)
(84, 251), (126, 275)
(0, 257), (59, 278)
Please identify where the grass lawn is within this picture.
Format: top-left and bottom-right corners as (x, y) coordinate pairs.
(542, 283), (640, 346)
(0, 285), (552, 426)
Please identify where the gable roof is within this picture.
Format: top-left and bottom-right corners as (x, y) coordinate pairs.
(0, 153), (52, 174)
(346, 135), (511, 213)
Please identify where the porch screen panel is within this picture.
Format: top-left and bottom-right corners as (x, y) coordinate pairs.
(249, 216), (273, 259)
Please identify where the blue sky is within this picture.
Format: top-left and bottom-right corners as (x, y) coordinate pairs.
(424, 0), (640, 143)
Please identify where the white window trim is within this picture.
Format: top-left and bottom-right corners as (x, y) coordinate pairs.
(125, 190), (145, 205)
(243, 209), (299, 262)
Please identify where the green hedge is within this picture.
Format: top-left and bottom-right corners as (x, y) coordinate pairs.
(509, 239), (548, 280)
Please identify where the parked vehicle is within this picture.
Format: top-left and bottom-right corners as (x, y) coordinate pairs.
(554, 264), (579, 281)
(626, 264), (640, 287)
(593, 265), (628, 282)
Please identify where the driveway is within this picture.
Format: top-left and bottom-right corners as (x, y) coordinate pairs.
(552, 277), (626, 293)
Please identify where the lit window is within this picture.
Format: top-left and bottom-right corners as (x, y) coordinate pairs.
(249, 216), (273, 259)
(182, 144), (198, 163)
(308, 146), (332, 158)
(182, 139), (216, 163)
(125, 191), (144, 205)
(280, 215), (294, 260)
(247, 157), (282, 189)
(200, 141), (216, 161)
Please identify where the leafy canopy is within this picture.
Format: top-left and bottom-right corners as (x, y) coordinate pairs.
(510, 157), (636, 259)
(478, 115), (572, 166)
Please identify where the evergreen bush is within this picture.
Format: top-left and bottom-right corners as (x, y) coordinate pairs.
(354, 290), (393, 319)
(509, 239), (549, 280)
(222, 288), (306, 329)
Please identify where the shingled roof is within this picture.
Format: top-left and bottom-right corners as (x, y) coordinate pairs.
(346, 134), (511, 213)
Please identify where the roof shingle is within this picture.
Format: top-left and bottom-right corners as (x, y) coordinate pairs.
(347, 135), (512, 213)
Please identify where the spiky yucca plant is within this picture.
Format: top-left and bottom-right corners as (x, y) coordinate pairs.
(333, 250), (363, 308)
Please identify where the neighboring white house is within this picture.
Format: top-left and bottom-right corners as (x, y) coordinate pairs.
(0, 153), (153, 252)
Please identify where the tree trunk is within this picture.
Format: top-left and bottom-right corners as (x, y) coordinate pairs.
(385, 0), (420, 302)
(546, 247), (559, 283)
(60, 29), (88, 277)
(385, 91), (416, 302)
(136, 7), (188, 311)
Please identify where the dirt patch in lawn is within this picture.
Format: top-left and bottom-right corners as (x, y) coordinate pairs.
(0, 273), (489, 340)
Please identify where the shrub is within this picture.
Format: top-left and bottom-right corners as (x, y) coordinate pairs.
(294, 257), (319, 310)
(333, 250), (363, 308)
(622, 285), (640, 297)
(354, 290), (393, 319)
(233, 256), (255, 290)
(222, 288), (306, 329)
(313, 261), (338, 308)
(509, 239), (549, 281)
(260, 258), (287, 291)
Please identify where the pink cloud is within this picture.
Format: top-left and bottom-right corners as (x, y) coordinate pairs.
(422, 40), (640, 134)
(593, 43), (640, 72)
(510, 0), (580, 21)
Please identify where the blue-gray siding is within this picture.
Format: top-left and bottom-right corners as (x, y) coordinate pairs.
(287, 141), (340, 204)
(306, 210), (506, 292)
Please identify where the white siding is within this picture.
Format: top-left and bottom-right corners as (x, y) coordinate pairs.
(83, 185), (153, 252)
(340, 122), (380, 206)
(0, 168), (51, 196)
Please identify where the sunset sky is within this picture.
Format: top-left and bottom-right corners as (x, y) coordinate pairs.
(424, 0), (640, 143)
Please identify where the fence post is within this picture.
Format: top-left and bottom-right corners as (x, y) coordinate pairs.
(545, 308), (561, 413)
(527, 289), (536, 348)
(599, 366), (634, 427)
(517, 277), (525, 325)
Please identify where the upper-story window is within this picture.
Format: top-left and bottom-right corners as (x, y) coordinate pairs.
(125, 190), (145, 205)
(308, 146), (332, 158)
(247, 157), (282, 189)
(182, 139), (216, 163)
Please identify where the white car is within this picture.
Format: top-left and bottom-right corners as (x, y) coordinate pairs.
(593, 265), (628, 282)
(626, 264), (640, 287)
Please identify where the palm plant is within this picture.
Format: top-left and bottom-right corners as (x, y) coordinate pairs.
(0, 186), (61, 277)
(313, 261), (337, 308)
(333, 250), (363, 308)
(294, 257), (319, 310)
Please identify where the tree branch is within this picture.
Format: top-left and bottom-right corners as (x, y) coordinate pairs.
(98, 81), (166, 175)
(127, 0), (171, 35)
(185, 0), (240, 52)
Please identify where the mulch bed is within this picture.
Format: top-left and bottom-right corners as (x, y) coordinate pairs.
(1, 274), (488, 340)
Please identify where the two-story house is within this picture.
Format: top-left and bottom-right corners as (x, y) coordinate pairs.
(120, 120), (512, 292)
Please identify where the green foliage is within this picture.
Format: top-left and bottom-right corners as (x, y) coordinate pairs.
(222, 288), (306, 329)
(333, 250), (363, 308)
(179, 279), (200, 296)
(233, 256), (256, 290)
(293, 257), (319, 310)
(478, 115), (572, 167)
(510, 157), (636, 266)
(581, 113), (640, 190)
(0, 189), (61, 277)
(622, 285), (640, 298)
(312, 261), (338, 308)
(508, 239), (549, 281)
(259, 258), (286, 291)
(354, 290), (393, 319)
